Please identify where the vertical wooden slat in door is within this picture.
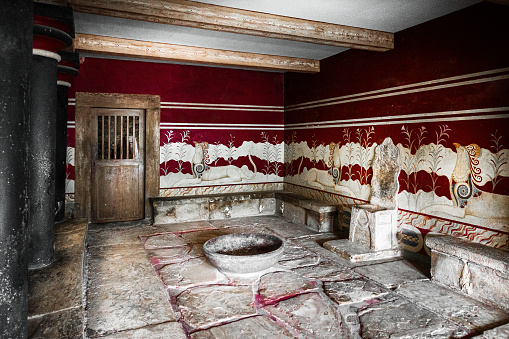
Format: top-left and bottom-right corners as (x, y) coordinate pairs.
(91, 108), (145, 223)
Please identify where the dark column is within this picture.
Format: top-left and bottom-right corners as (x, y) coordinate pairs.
(55, 52), (79, 223)
(28, 3), (74, 269)
(0, 2), (32, 338)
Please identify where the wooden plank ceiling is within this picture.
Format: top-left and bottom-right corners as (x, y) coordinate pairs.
(68, 0), (395, 72)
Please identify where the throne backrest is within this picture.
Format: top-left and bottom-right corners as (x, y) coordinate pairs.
(369, 137), (400, 209)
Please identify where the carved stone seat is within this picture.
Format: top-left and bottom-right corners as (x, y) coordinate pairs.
(324, 137), (401, 261)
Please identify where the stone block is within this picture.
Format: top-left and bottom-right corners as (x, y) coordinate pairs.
(349, 207), (398, 251)
(323, 278), (389, 306)
(306, 210), (335, 233)
(426, 235), (509, 273)
(257, 271), (318, 305)
(473, 323), (509, 338)
(142, 232), (188, 249)
(396, 280), (509, 332)
(353, 260), (429, 289)
(177, 285), (257, 331)
(190, 316), (296, 339)
(465, 261), (509, 310)
(323, 239), (400, 262)
(259, 197), (277, 215)
(292, 259), (358, 282)
(263, 292), (345, 338)
(102, 321), (187, 339)
(153, 198), (209, 224)
(430, 251), (463, 290)
(158, 257), (227, 291)
(282, 201), (306, 225)
(28, 307), (83, 339)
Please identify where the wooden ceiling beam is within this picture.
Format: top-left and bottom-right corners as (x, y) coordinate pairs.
(68, 0), (394, 52)
(73, 33), (320, 73)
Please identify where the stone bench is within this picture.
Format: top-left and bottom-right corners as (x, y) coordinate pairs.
(275, 192), (340, 233)
(426, 234), (509, 311)
(150, 191), (340, 233)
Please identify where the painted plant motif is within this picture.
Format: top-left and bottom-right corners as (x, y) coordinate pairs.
(487, 130), (507, 192)
(284, 131), (298, 177)
(261, 132), (282, 176)
(161, 130), (174, 176)
(354, 126), (375, 186)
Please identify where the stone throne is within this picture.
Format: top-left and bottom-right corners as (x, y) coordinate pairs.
(324, 137), (401, 261)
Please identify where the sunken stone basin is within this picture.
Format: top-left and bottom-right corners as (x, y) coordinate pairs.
(203, 233), (284, 274)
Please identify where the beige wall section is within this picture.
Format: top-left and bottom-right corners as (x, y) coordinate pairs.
(75, 92), (160, 222)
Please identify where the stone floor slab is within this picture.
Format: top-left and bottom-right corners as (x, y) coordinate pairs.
(354, 293), (469, 338)
(142, 232), (188, 249)
(190, 316), (296, 338)
(87, 244), (155, 287)
(29, 224), (85, 316)
(155, 220), (216, 233)
(395, 280), (509, 332)
(177, 285), (257, 331)
(28, 306), (83, 339)
(86, 276), (177, 337)
(264, 219), (320, 239)
(256, 271), (318, 305)
(280, 243), (315, 261)
(147, 244), (204, 269)
(158, 257), (227, 291)
(353, 259), (429, 289)
(102, 321), (187, 338)
(292, 259), (359, 282)
(88, 225), (158, 247)
(264, 292), (344, 338)
(178, 229), (226, 245)
(323, 278), (389, 306)
(278, 254), (321, 269)
(473, 323), (509, 338)
(324, 239), (401, 262)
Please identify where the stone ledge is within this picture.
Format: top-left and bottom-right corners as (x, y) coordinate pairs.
(275, 192), (339, 213)
(425, 235), (509, 273)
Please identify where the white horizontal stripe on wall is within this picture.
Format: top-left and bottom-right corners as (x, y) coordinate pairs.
(286, 67), (509, 112)
(285, 108), (509, 131)
(160, 122), (283, 131)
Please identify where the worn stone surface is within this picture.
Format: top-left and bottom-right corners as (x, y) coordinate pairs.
(279, 254), (321, 269)
(86, 276), (176, 337)
(292, 259), (358, 282)
(147, 245), (204, 269)
(153, 199), (209, 224)
(264, 292), (344, 338)
(354, 259), (429, 289)
(158, 257), (227, 291)
(178, 229), (226, 245)
(396, 280), (509, 332)
(87, 244), (154, 287)
(264, 218), (320, 239)
(28, 222), (85, 316)
(155, 220), (216, 233)
(177, 285), (257, 330)
(324, 238), (401, 262)
(430, 250), (509, 310)
(142, 232), (188, 249)
(209, 197), (272, 220)
(87, 225), (158, 247)
(190, 315), (296, 339)
(208, 215), (275, 229)
(280, 243), (314, 261)
(102, 321), (187, 338)
(306, 210), (334, 233)
(463, 261), (509, 310)
(355, 293), (469, 339)
(257, 271), (318, 305)
(473, 323), (509, 338)
(349, 207), (399, 251)
(28, 307), (83, 339)
(324, 278), (388, 306)
(282, 201), (307, 225)
(426, 234), (509, 272)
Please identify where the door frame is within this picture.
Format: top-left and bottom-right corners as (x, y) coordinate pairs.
(75, 92), (160, 222)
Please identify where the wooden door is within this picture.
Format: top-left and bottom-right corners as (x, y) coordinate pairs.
(91, 108), (145, 223)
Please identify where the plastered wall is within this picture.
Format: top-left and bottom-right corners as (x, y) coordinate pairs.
(284, 2), (509, 252)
